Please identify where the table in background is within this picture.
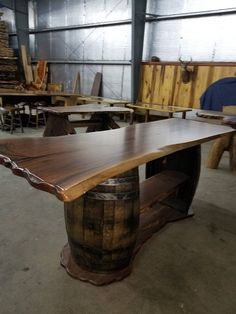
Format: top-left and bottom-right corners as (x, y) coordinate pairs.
(41, 104), (133, 136)
(128, 103), (192, 122)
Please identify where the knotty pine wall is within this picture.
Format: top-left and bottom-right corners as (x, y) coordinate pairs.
(139, 62), (236, 108)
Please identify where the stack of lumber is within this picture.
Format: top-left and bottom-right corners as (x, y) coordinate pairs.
(0, 13), (20, 89)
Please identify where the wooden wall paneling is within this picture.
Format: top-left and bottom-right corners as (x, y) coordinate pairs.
(140, 64), (154, 103)
(140, 62), (236, 109)
(172, 66), (194, 108)
(159, 65), (177, 105)
(151, 65), (162, 103)
(191, 66), (211, 108)
(212, 66), (236, 81)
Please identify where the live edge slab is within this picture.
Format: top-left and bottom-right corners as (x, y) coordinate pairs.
(0, 119), (234, 285)
(41, 104), (133, 136)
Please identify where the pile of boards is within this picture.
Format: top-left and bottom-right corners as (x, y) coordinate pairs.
(0, 13), (20, 90)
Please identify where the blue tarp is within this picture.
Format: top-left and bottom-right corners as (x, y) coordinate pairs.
(200, 77), (236, 111)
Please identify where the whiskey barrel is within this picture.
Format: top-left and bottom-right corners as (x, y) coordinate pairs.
(64, 168), (140, 273)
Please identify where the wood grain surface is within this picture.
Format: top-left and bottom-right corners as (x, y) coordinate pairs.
(139, 62), (236, 108)
(41, 104), (133, 115)
(129, 103), (191, 112)
(0, 119), (234, 202)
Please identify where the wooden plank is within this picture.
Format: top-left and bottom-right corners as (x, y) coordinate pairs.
(140, 170), (188, 210)
(152, 65), (162, 103)
(139, 64), (154, 103)
(72, 72), (81, 94)
(160, 65), (177, 105)
(0, 119), (233, 202)
(20, 45), (33, 84)
(91, 72), (102, 96)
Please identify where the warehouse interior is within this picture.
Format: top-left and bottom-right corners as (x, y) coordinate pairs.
(0, 1), (236, 314)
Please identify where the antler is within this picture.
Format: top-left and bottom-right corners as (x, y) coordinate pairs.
(179, 56), (192, 66)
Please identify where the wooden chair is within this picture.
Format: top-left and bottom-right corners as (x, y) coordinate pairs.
(1, 103), (25, 134)
(27, 101), (47, 128)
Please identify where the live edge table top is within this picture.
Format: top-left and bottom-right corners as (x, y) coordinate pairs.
(0, 119), (234, 202)
(41, 104), (133, 115)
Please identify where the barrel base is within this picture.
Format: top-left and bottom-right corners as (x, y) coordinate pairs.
(60, 243), (133, 286)
(61, 205), (191, 285)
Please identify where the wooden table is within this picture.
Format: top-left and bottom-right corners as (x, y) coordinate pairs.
(41, 104), (133, 136)
(196, 109), (236, 120)
(128, 103), (192, 122)
(75, 95), (130, 106)
(0, 119), (234, 285)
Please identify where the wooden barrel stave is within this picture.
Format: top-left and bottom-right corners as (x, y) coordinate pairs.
(64, 168), (140, 273)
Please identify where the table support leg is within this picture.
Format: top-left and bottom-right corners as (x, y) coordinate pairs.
(43, 114), (76, 137)
(61, 168), (140, 285)
(86, 113), (120, 132)
(146, 145), (201, 213)
(61, 146), (201, 285)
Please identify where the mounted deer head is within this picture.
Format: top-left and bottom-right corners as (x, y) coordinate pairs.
(179, 57), (193, 84)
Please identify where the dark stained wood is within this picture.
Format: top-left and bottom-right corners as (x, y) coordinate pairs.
(0, 118), (235, 285)
(0, 119), (234, 202)
(64, 168), (139, 272)
(140, 170), (188, 210)
(42, 104), (133, 136)
(43, 114), (76, 137)
(61, 202), (189, 285)
(146, 145), (201, 211)
(60, 243), (133, 285)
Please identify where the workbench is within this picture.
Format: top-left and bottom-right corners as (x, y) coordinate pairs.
(0, 119), (234, 285)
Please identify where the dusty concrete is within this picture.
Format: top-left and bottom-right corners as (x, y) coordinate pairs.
(0, 125), (236, 314)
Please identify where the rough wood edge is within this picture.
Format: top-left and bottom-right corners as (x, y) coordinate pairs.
(0, 155), (65, 201)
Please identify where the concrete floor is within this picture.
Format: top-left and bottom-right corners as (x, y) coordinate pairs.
(0, 123), (236, 314)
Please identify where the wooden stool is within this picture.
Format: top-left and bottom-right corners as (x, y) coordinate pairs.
(1, 103), (25, 134)
(207, 117), (236, 171)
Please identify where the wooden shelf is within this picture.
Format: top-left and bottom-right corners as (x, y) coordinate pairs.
(140, 170), (189, 211)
